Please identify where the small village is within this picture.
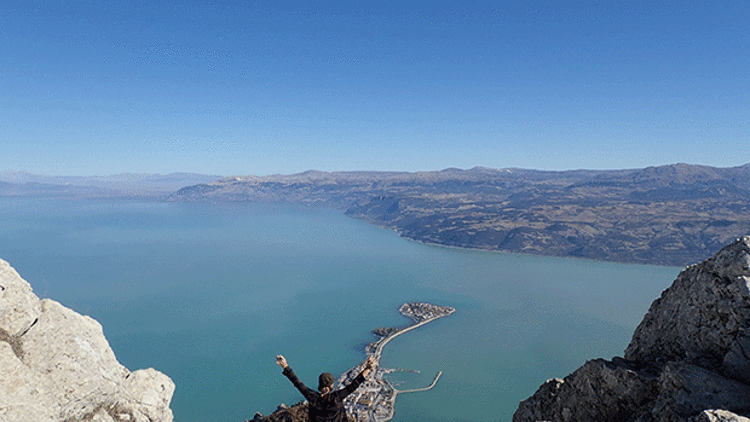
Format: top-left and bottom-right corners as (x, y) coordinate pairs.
(338, 302), (455, 422)
(398, 302), (456, 324)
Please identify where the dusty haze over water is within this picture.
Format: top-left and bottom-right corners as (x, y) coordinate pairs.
(0, 198), (679, 421)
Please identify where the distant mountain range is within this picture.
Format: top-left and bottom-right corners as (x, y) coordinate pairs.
(0, 172), (222, 199)
(3, 165), (748, 266)
(168, 163), (750, 266)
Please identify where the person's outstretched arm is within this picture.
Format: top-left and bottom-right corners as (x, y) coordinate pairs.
(360, 355), (375, 378)
(276, 355), (317, 402)
(338, 355), (376, 398)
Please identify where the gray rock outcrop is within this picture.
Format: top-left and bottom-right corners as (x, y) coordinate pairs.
(514, 236), (750, 422)
(0, 259), (174, 422)
(693, 410), (750, 422)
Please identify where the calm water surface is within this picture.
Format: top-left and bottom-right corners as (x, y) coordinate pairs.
(0, 198), (680, 422)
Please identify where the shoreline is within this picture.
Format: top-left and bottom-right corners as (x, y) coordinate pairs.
(363, 218), (680, 269)
(338, 302), (455, 422)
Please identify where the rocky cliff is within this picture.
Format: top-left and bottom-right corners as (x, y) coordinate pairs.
(0, 259), (175, 422)
(514, 236), (750, 422)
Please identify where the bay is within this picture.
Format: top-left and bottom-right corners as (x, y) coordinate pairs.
(0, 198), (680, 422)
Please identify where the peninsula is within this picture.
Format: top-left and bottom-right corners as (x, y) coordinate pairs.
(168, 163), (750, 267)
(340, 302), (455, 422)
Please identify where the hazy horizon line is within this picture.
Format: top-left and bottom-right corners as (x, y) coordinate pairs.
(2, 161), (750, 179)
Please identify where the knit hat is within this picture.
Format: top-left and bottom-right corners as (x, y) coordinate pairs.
(318, 372), (335, 391)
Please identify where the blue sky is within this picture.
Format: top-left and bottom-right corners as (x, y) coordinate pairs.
(1, 0), (748, 176)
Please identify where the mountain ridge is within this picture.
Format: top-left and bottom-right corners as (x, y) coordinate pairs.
(168, 163), (750, 266)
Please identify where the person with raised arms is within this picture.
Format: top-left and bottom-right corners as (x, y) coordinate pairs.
(275, 354), (375, 422)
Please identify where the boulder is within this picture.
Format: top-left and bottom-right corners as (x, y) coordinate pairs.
(0, 258), (175, 422)
(124, 368), (176, 422)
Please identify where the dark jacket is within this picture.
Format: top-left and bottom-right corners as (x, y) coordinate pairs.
(282, 367), (366, 422)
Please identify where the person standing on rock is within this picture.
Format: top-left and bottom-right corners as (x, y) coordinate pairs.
(275, 354), (375, 422)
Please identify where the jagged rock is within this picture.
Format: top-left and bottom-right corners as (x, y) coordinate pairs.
(512, 377), (563, 422)
(514, 237), (750, 422)
(722, 329), (750, 383)
(651, 363), (750, 421)
(625, 237), (750, 377)
(252, 402), (309, 422)
(0, 258), (175, 422)
(0, 259), (41, 337)
(512, 359), (658, 422)
(692, 410), (750, 422)
(123, 368), (176, 422)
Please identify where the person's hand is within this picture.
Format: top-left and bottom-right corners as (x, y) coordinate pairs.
(364, 355), (376, 369)
(276, 355), (288, 369)
(361, 355), (376, 377)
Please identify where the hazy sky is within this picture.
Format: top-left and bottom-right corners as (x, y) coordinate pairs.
(2, 1), (748, 176)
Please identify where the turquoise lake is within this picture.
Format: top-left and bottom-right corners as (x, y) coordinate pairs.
(0, 198), (681, 422)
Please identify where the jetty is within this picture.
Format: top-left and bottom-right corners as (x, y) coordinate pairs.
(337, 302), (455, 422)
(398, 371), (442, 393)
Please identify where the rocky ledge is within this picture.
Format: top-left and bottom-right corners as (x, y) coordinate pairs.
(514, 236), (750, 422)
(0, 259), (175, 422)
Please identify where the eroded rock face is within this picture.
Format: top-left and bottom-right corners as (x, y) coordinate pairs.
(513, 359), (658, 422)
(0, 260), (41, 337)
(514, 237), (750, 422)
(652, 363), (750, 421)
(0, 259), (174, 422)
(625, 237), (750, 375)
